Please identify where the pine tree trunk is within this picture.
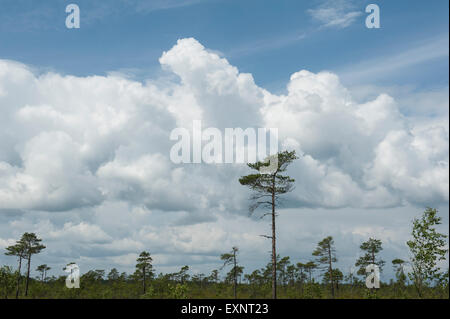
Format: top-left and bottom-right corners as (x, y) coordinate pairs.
(271, 175), (277, 299)
(25, 255), (31, 296)
(15, 256), (22, 299)
(233, 251), (237, 299)
(328, 244), (334, 298)
(143, 266), (146, 294)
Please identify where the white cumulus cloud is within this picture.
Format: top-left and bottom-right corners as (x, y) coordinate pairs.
(0, 38), (448, 215)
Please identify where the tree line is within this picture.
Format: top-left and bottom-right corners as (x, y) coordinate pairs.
(0, 206), (447, 299)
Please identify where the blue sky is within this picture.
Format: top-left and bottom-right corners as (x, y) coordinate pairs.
(0, 0), (448, 91)
(0, 0), (448, 281)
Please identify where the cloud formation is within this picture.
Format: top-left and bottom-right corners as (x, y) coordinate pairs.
(308, 0), (362, 29)
(1, 37), (448, 213)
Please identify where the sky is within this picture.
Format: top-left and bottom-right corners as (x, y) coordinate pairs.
(0, 0), (448, 281)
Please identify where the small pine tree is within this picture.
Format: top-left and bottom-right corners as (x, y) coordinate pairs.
(355, 238), (385, 276)
(135, 251), (154, 294)
(312, 236), (337, 298)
